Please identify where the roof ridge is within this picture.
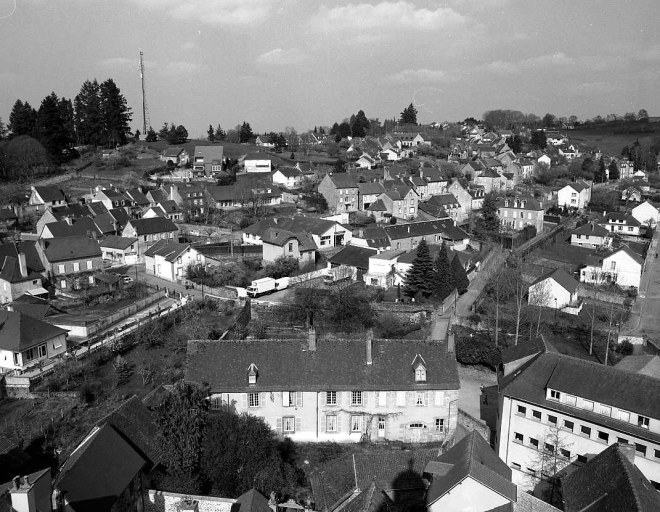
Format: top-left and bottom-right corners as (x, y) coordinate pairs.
(614, 446), (644, 512)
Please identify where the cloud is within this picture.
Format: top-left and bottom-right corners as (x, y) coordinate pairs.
(256, 48), (307, 65)
(487, 52), (574, 74)
(386, 68), (451, 84)
(310, 2), (467, 34)
(132, 0), (277, 26)
(164, 61), (206, 74)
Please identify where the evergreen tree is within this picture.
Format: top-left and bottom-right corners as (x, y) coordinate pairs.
(506, 135), (522, 154)
(403, 239), (434, 298)
(594, 156), (607, 182)
(214, 124), (226, 140)
(74, 79), (102, 146)
(159, 122), (171, 140)
(350, 109), (370, 137)
(145, 126), (157, 142)
(400, 103), (418, 125)
(36, 92), (68, 161)
(530, 129), (547, 149)
(451, 253), (469, 294)
(99, 78), (132, 146)
(239, 121), (253, 143)
(134, 129), (141, 140)
(0, 117), (7, 140)
(8, 100), (37, 138)
(58, 97), (75, 148)
(479, 192), (500, 232)
(432, 242), (454, 300)
(207, 124), (215, 142)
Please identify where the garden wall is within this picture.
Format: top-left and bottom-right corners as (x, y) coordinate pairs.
(577, 285), (629, 305)
(457, 408), (490, 441)
(145, 490), (235, 512)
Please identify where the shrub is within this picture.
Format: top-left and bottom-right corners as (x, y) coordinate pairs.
(616, 339), (634, 355)
(455, 337), (502, 370)
(113, 355), (133, 386)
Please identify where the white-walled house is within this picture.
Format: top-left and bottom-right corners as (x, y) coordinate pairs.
(580, 247), (643, 290)
(243, 153), (272, 173)
(558, 181), (591, 209)
(272, 168), (304, 189)
(187, 333), (460, 444)
(144, 240), (206, 282)
(599, 212), (642, 237)
(528, 268), (579, 311)
(570, 223), (612, 249)
(631, 201), (660, 228)
(242, 217), (352, 249)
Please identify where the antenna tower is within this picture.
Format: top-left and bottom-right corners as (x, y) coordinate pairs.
(139, 50), (149, 135)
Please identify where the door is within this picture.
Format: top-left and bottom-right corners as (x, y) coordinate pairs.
(377, 416), (386, 438)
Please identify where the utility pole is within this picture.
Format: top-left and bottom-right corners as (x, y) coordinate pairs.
(139, 50), (149, 135)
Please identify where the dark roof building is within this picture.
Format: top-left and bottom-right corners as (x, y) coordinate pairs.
(0, 310), (67, 353)
(328, 245), (377, 271)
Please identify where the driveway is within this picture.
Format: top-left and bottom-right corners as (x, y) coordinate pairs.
(458, 364), (497, 422)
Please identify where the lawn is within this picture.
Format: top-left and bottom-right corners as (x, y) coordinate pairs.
(569, 126), (657, 155)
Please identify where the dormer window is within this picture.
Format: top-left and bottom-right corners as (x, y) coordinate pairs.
(412, 354), (427, 382)
(247, 363), (258, 385)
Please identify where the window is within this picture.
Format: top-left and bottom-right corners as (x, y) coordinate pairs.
(350, 415), (363, 432)
(529, 438), (539, 449)
(618, 410), (630, 422)
(511, 462), (521, 470)
(415, 392), (426, 406)
(635, 443), (647, 457)
(282, 417), (295, 433)
(73, 262), (80, 272)
(434, 418), (444, 431)
(598, 431), (609, 443)
(527, 468), (536, 476)
(351, 391), (362, 405)
(638, 415), (650, 429)
(560, 448), (571, 459)
(564, 394), (577, 406)
(577, 455), (587, 464)
(415, 366), (426, 382)
(563, 420), (574, 431)
(86, 260), (93, 270)
(516, 405), (526, 416)
(582, 400), (594, 411)
(88, 276), (94, 284)
(60, 280), (67, 289)
(248, 393), (260, 407)
(654, 449), (660, 459)
(597, 404), (611, 417)
(580, 425), (591, 437)
(58, 264), (65, 274)
(326, 415), (337, 432)
(618, 437), (628, 444)
(326, 391), (337, 405)
(532, 410), (542, 421)
(549, 390), (561, 401)
(514, 432), (524, 443)
(548, 415), (557, 425)
(545, 443), (555, 453)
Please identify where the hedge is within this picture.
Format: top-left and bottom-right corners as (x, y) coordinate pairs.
(456, 337), (502, 370)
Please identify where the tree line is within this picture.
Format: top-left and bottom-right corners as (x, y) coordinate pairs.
(482, 108), (650, 131)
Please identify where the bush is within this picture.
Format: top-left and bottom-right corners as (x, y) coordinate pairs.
(113, 355), (133, 386)
(616, 339), (634, 355)
(455, 337), (502, 370)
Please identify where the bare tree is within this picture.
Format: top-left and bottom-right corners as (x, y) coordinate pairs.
(503, 262), (528, 346)
(485, 266), (509, 347)
(528, 424), (572, 507)
(527, 279), (553, 338)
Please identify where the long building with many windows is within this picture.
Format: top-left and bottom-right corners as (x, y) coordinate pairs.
(185, 331), (460, 443)
(496, 349), (660, 490)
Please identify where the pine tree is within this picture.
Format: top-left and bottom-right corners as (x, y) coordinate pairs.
(403, 239), (434, 298)
(451, 253), (469, 294)
(594, 156), (607, 182)
(145, 126), (157, 142)
(400, 103), (418, 125)
(74, 79), (102, 146)
(8, 100), (37, 138)
(239, 121), (253, 143)
(99, 78), (132, 146)
(36, 92), (68, 161)
(479, 192), (500, 232)
(0, 117), (7, 140)
(207, 124), (215, 142)
(432, 242), (454, 300)
(215, 124), (226, 141)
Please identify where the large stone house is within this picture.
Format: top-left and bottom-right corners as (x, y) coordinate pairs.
(243, 217), (352, 250)
(261, 228), (316, 267)
(35, 237), (103, 292)
(144, 240), (207, 282)
(498, 196), (544, 233)
(318, 174), (359, 214)
(121, 217), (179, 257)
(0, 253), (47, 304)
(186, 333), (460, 443)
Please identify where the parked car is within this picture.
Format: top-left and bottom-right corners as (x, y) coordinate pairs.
(121, 275), (133, 284)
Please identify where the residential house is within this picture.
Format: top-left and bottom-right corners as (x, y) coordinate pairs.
(124, 188), (151, 212)
(518, 158), (535, 179)
(36, 237), (103, 291)
(447, 180), (477, 225)
(363, 249), (407, 288)
(186, 333), (460, 443)
(89, 187), (131, 210)
(383, 220), (468, 251)
(357, 182), (386, 211)
(380, 148), (400, 161)
(469, 186), (486, 212)
(318, 174), (359, 214)
(599, 212), (642, 237)
(426, 194), (462, 224)
(497, 349), (660, 490)
(619, 159), (635, 180)
(146, 201), (183, 222)
(622, 186), (644, 202)
(272, 167), (304, 189)
(0, 208), (18, 231)
(407, 176), (429, 200)
(0, 310), (67, 371)
(558, 181), (592, 209)
(420, 168), (448, 196)
(461, 160), (487, 180)
(528, 268), (580, 311)
(144, 240), (207, 282)
(145, 188), (169, 207)
(474, 168), (506, 193)
(192, 145), (224, 177)
(327, 245), (377, 281)
(121, 218), (179, 257)
(40, 217), (103, 239)
(393, 133), (427, 147)
(243, 153), (272, 173)
(255, 135), (275, 148)
(498, 196), (545, 233)
(160, 147), (190, 166)
(99, 236), (139, 266)
(165, 183), (207, 219)
(561, 443), (660, 512)
(243, 216), (352, 249)
(260, 228), (316, 267)
(1, 468), (53, 512)
(28, 185), (67, 211)
(355, 153), (377, 170)
(0, 253), (46, 304)
(545, 131), (567, 146)
(205, 183), (282, 210)
(580, 246), (643, 290)
(632, 200), (660, 227)
(379, 184), (418, 220)
(570, 222), (612, 249)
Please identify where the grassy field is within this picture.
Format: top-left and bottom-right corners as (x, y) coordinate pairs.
(569, 126), (658, 155)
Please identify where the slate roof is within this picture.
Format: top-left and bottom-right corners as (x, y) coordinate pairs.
(47, 203), (89, 221)
(162, 147), (185, 158)
(328, 174), (358, 189)
(275, 167), (304, 178)
(367, 199), (387, 212)
(186, 338), (459, 393)
(608, 246), (644, 266)
(33, 186), (65, 203)
(426, 194), (459, 207)
(147, 189), (168, 204)
(498, 196), (543, 210)
(41, 237), (102, 262)
(417, 202), (449, 220)
(501, 337), (546, 365)
(358, 227), (390, 249)
(55, 424), (145, 512)
(261, 228), (316, 251)
(234, 489), (272, 512)
(0, 208), (17, 221)
(87, 202), (109, 216)
(561, 444), (660, 512)
(124, 217), (178, 236)
(8, 295), (62, 320)
(357, 182), (386, 195)
(0, 310), (67, 352)
(143, 240), (190, 262)
(603, 212), (641, 226)
(328, 246), (377, 270)
(499, 352), (660, 444)
(125, 188), (150, 206)
(565, 181), (587, 193)
(532, 267), (578, 294)
(426, 431), (516, 506)
(193, 145), (224, 162)
(0, 256), (41, 284)
(44, 217), (102, 238)
(244, 217), (339, 237)
(572, 222), (610, 237)
(383, 220), (455, 241)
(99, 235), (137, 251)
(92, 213), (117, 234)
(0, 241), (44, 273)
(614, 355), (660, 379)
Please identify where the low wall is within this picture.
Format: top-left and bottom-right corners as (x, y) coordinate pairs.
(178, 223), (234, 239)
(577, 285), (629, 305)
(457, 408), (490, 441)
(371, 303), (431, 324)
(145, 490), (235, 512)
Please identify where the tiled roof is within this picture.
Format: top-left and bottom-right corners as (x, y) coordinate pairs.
(186, 338), (459, 393)
(234, 489), (272, 512)
(367, 199), (387, 212)
(532, 267), (578, 294)
(33, 186), (65, 203)
(261, 228), (316, 251)
(426, 431), (516, 506)
(384, 220), (454, 241)
(244, 217), (339, 237)
(193, 145), (224, 162)
(603, 212), (641, 226)
(357, 182), (386, 195)
(0, 310), (67, 352)
(143, 240), (190, 262)
(124, 217), (178, 236)
(99, 236), (137, 251)
(328, 245), (377, 270)
(276, 167), (304, 178)
(426, 194), (459, 207)
(572, 222), (610, 237)
(41, 237), (102, 262)
(561, 444), (660, 512)
(614, 355), (660, 379)
(329, 174), (358, 189)
(162, 147), (185, 157)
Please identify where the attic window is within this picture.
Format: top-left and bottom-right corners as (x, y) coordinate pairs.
(504, 200), (509, 207)
(247, 363), (258, 385)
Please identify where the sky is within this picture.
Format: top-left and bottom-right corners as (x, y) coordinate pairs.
(1, 0), (659, 136)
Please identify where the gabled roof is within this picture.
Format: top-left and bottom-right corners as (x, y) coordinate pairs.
(87, 202), (109, 216)
(125, 188), (150, 206)
(41, 237), (102, 262)
(244, 216), (340, 237)
(564, 181), (587, 193)
(193, 145), (224, 162)
(426, 194), (459, 207)
(367, 198), (387, 212)
(561, 444), (660, 512)
(147, 189), (168, 204)
(8, 295), (63, 320)
(33, 185), (65, 203)
(93, 213), (118, 234)
(44, 217), (102, 238)
(383, 220), (455, 241)
(497, 196), (542, 211)
(108, 208), (131, 226)
(0, 241), (44, 273)
(501, 337), (546, 365)
(186, 338), (459, 392)
(162, 147), (185, 158)
(124, 217), (178, 236)
(328, 245), (377, 270)
(143, 240), (191, 262)
(426, 431), (516, 506)
(532, 267), (578, 294)
(99, 235), (137, 251)
(328, 174), (358, 189)
(0, 310), (67, 352)
(275, 167), (304, 178)
(357, 182), (386, 195)
(603, 212), (641, 226)
(234, 489), (272, 512)
(261, 228), (316, 251)
(572, 222), (610, 237)
(0, 256), (41, 284)
(614, 355), (660, 379)
(243, 152), (271, 161)
(606, 246), (644, 266)
(48, 203), (90, 221)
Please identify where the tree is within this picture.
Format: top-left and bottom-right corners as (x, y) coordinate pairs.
(207, 124), (216, 142)
(400, 103), (418, 125)
(35, 92), (69, 161)
(527, 280), (552, 338)
(503, 260), (527, 346)
(99, 78), (132, 146)
(485, 265), (508, 346)
(608, 160), (620, 180)
(333, 121), (351, 142)
(451, 254), (469, 294)
(506, 135), (522, 154)
(74, 79), (103, 146)
(528, 425), (572, 506)
(134, 129), (141, 140)
(225, 128), (239, 143)
(350, 110), (370, 137)
(166, 124), (188, 145)
(581, 157), (595, 179)
(530, 130), (547, 150)
(155, 381), (209, 494)
(0, 117), (7, 141)
(215, 124), (226, 141)
(261, 256), (299, 279)
(145, 126), (157, 142)
(479, 192), (500, 232)
(403, 239), (434, 298)
(432, 242), (454, 300)
(239, 121), (253, 143)
(8, 100), (37, 138)
(638, 109), (649, 121)
(542, 113), (556, 128)
(594, 156), (607, 183)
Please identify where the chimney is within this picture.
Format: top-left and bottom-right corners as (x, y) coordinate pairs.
(366, 328), (373, 365)
(619, 442), (635, 464)
(64, 216), (72, 226)
(18, 253), (27, 278)
(308, 327), (316, 352)
(12, 477), (20, 491)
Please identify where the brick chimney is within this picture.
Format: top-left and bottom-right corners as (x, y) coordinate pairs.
(308, 327), (316, 352)
(9, 471), (50, 512)
(18, 252), (27, 278)
(366, 328), (373, 365)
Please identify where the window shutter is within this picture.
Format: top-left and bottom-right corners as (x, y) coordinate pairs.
(295, 417), (302, 432)
(296, 392), (303, 407)
(425, 391), (430, 407)
(276, 417), (282, 433)
(379, 392), (387, 407)
(241, 394), (247, 409)
(320, 392), (326, 406)
(283, 391), (290, 407)
(337, 413), (343, 433)
(321, 414), (326, 432)
(435, 391), (443, 406)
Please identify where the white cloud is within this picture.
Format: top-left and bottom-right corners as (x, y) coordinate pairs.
(256, 48), (307, 65)
(310, 2), (467, 34)
(132, 0), (277, 26)
(487, 52), (574, 74)
(386, 68), (451, 84)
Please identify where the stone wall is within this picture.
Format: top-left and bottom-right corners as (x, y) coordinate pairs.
(144, 490), (235, 512)
(457, 408), (490, 441)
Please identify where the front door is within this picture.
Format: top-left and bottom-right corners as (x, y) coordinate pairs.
(377, 416), (386, 438)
